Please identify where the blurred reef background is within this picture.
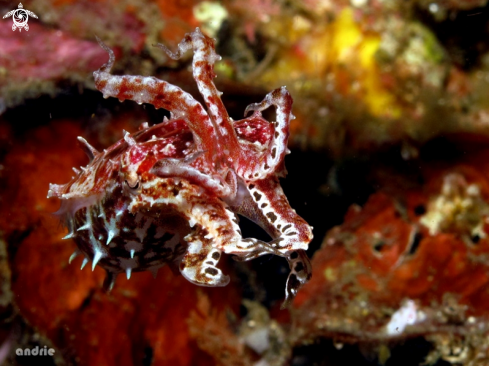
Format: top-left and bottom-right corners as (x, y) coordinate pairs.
(2, 0), (489, 365)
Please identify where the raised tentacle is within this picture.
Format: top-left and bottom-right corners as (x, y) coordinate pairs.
(230, 237), (286, 261)
(226, 177), (313, 304)
(94, 36), (115, 73)
(228, 177), (312, 253)
(77, 136), (99, 162)
(154, 28), (241, 165)
(238, 86), (293, 181)
(93, 37), (218, 166)
(283, 250), (312, 308)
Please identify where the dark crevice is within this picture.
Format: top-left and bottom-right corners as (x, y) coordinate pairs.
(79, 290), (95, 311)
(409, 232), (423, 256)
(142, 346), (153, 366)
(414, 205), (426, 216)
(415, 3), (489, 70)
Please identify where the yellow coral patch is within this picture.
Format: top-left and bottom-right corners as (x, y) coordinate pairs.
(332, 7), (362, 62)
(257, 7), (402, 118)
(331, 8), (401, 118)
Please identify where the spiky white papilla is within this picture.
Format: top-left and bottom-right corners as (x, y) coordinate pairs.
(385, 300), (426, 336)
(125, 240), (143, 254)
(69, 250), (80, 264)
(92, 249), (103, 270)
(99, 204), (120, 245)
(119, 258), (138, 279)
(80, 208), (106, 269)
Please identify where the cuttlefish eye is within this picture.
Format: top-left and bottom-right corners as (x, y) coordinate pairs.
(125, 171), (140, 190)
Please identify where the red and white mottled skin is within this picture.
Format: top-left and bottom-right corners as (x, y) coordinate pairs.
(48, 28), (313, 305)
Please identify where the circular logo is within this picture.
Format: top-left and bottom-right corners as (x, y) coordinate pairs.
(3, 4), (38, 32)
(12, 9), (28, 28)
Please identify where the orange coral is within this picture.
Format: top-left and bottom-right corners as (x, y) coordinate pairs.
(0, 117), (241, 365)
(293, 147), (489, 344)
(188, 292), (251, 366)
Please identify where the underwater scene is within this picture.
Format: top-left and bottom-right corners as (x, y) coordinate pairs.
(1, 0), (489, 365)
